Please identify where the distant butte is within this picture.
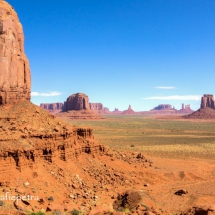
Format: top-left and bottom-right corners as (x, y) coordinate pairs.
(56, 92), (103, 119)
(40, 102), (63, 114)
(184, 94), (215, 119)
(89, 102), (110, 114)
(122, 105), (136, 114)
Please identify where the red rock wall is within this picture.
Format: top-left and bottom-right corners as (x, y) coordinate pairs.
(40, 103), (63, 110)
(89, 103), (103, 111)
(201, 94), (215, 109)
(63, 93), (90, 111)
(0, 1), (31, 105)
(0, 128), (105, 173)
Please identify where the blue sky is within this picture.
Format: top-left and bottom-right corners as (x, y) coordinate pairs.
(7, 0), (215, 111)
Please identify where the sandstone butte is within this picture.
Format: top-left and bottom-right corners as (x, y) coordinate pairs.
(0, 1), (215, 214)
(89, 102), (110, 114)
(40, 102), (63, 115)
(184, 94), (215, 119)
(40, 101), (110, 115)
(57, 93), (104, 119)
(40, 103), (64, 111)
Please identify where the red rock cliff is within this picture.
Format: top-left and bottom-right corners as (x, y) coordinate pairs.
(201, 94), (215, 109)
(63, 93), (90, 111)
(0, 0), (31, 105)
(40, 103), (63, 111)
(89, 103), (103, 111)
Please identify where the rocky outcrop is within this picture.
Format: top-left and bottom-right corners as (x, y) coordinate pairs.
(89, 103), (110, 114)
(176, 103), (193, 115)
(59, 93), (103, 119)
(0, 101), (105, 173)
(63, 93), (90, 111)
(90, 103), (103, 111)
(152, 104), (172, 110)
(103, 107), (110, 112)
(40, 103), (63, 111)
(201, 94), (215, 109)
(122, 105), (136, 114)
(0, 0), (31, 105)
(112, 108), (122, 114)
(185, 94), (215, 119)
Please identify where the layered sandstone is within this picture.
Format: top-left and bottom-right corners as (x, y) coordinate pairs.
(201, 94), (215, 109)
(59, 93), (103, 119)
(40, 103), (63, 111)
(89, 103), (103, 111)
(90, 102), (110, 114)
(0, 0), (31, 104)
(63, 93), (89, 112)
(0, 101), (105, 174)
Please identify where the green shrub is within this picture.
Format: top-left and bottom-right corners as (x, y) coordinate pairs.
(28, 212), (46, 215)
(70, 209), (81, 215)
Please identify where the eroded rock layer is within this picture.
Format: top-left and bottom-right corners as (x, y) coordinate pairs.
(90, 103), (103, 111)
(0, 1), (31, 104)
(40, 103), (63, 111)
(0, 101), (105, 174)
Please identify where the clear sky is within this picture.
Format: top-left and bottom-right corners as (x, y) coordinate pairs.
(7, 0), (215, 111)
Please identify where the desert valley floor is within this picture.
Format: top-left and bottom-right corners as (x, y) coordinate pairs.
(57, 114), (215, 214)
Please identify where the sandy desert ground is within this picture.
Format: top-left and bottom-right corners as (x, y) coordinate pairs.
(58, 115), (215, 213)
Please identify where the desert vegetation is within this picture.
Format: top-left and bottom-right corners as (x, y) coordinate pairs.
(61, 115), (215, 159)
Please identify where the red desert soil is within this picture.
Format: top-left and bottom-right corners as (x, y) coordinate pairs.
(0, 102), (214, 214)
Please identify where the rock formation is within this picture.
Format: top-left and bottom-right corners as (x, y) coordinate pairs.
(112, 108), (122, 114)
(40, 103), (63, 111)
(89, 102), (103, 111)
(184, 94), (215, 119)
(103, 107), (110, 112)
(1, 2), (212, 214)
(152, 104), (172, 110)
(40, 102), (64, 115)
(89, 102), (110, 114)
(0, 102), (105, 173)
(122, 105), (136, 114)
(201, 94), (215, 109)
(0, 0), (31, 105)
(176, 103), (193, 115)
(63, 93), (89, 112)
(58, 93), (103, 119)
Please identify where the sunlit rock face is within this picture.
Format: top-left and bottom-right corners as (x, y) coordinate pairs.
(0, 0), (31, 105)
(63, 93), (90, 111)
(201, 94), (215, 109)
